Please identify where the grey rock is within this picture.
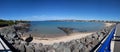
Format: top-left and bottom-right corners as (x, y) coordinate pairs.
(85, 37), (92, 44)
(72, 43), (84, 52)
(72, 48), (79, 52)
(98, 34), (103, 41)
(86, 44), (92, 51)
(92, 33), (98, 39)
(80, 46), (89, 52)
(57, 27), (74, 35)
(78, 44), (84, 50)
(56, 46), (71, 52)
(97, 31), (102, 36)
(80, 38), (86, 44)
(8, 40), (14, 44)
(18, 43), (26, 52)
(34, 44), (41, 52)
(25, 45), (35, 52)
(47, 49), (56, 52)
(63, 47), (71, 52)
(39, 43), (43, 47)
(75, 39), (81, 43)
(53, 43), (60, 49)
(14, 40), (21, 45)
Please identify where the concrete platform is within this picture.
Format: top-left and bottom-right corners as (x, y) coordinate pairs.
(114, 24), (120, 52)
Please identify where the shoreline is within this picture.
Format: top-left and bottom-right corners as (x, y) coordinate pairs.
(22, 32), (95, 45)
(104, 22), (114, 27)
(0, 22), (116, 52)
(0, 22), (114, 45)
(21, 22), (114, 45)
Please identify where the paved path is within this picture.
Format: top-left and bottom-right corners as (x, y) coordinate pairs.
(114, 24), (120, 52)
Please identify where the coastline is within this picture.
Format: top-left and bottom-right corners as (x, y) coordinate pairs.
(21, 22), (114, 45)
(0, 22), (116, 52)
(104, 22), (114, 27)
(22, 32), (94, 45)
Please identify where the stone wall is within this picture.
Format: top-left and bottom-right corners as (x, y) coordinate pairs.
(0, 23), (115, 52)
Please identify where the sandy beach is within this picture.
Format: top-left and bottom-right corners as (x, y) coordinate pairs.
(22, 32), (94, 45)
(105, 23), (114, 27)
(22, 22), (114, 45)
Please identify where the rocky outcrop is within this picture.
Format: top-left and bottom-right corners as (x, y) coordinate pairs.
(14, 23), (30, 32)
(58, 27), (78, 35)
(0, 23), (115, 52)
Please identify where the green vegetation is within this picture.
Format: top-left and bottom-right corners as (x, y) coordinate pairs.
(0, 19), (15, 26)
(15, 20), (30, 24)
(0, 19), (30, 27)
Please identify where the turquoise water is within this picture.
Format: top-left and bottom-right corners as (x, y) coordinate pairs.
(29, 21), (105, 36)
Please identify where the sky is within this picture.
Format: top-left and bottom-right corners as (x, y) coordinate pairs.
(0, 0), (120, 21)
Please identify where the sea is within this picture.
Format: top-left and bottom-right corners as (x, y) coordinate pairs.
(28, 21), (105, 37)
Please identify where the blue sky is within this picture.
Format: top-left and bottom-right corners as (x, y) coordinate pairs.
(0, 0), (120, 21)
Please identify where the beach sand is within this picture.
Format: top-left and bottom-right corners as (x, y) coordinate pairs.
(22, 32), (94, 45)
(105, 22), (114, 27)
(22, 22), (114, 45)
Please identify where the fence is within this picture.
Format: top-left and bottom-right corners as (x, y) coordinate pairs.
(97, 26), (116, 52)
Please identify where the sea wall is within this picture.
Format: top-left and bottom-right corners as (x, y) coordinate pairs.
(0, 23), (115, 52)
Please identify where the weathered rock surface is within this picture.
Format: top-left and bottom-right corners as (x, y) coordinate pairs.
(58, 27), (74, 35)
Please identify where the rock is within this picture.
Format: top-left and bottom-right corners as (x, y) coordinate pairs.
(63, 47), (71, 52)
(98, 34), (103, 41)
(18, 43), (26, 52)
(8, 40), (14, 44)
(13, 44), (20, 50)
(86, 44), (92, 51)
(70, 40), (77, 45)
(47, 49), (56, 52)
(56, 45), (71, 52)
(91, 40), (99, 45)
(53, 43), (60, 49)
(59, 42), (65, 45)
(85, 37), (92, 44)
(97, 31), (101, 35)
(92, 33), (98, 39)
(43, 45), (53, 51)
(80, 38), (86, 44)
(72, 48), (79, 52)
(36, 46), (45, 52)
(39, 43), (43, 47)
(72, 43), (84, 52)
(78, 44), (84, 50)
(25, 45), (35, 52)
(25, 34), (33, 43)
(57, 27), (74, 35)
(80, 46), (89, 52)
(14, 40), (21, 45)
(34, 44), (41, 52)
(67, 43), (74, 51)
(75, 39), (81, 43)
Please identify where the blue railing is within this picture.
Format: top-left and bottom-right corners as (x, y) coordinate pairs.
(97, 26), (116, 52)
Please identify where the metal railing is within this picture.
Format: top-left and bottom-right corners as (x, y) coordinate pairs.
(97, 26), (116, 52)
(0, 38), (11, 52)
(0, 33), (17, 52)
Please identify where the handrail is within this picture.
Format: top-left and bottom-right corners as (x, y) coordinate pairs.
(0, 36), (11, 52)
(0, 33), (17, 52)
(97, 26), (116, 52)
